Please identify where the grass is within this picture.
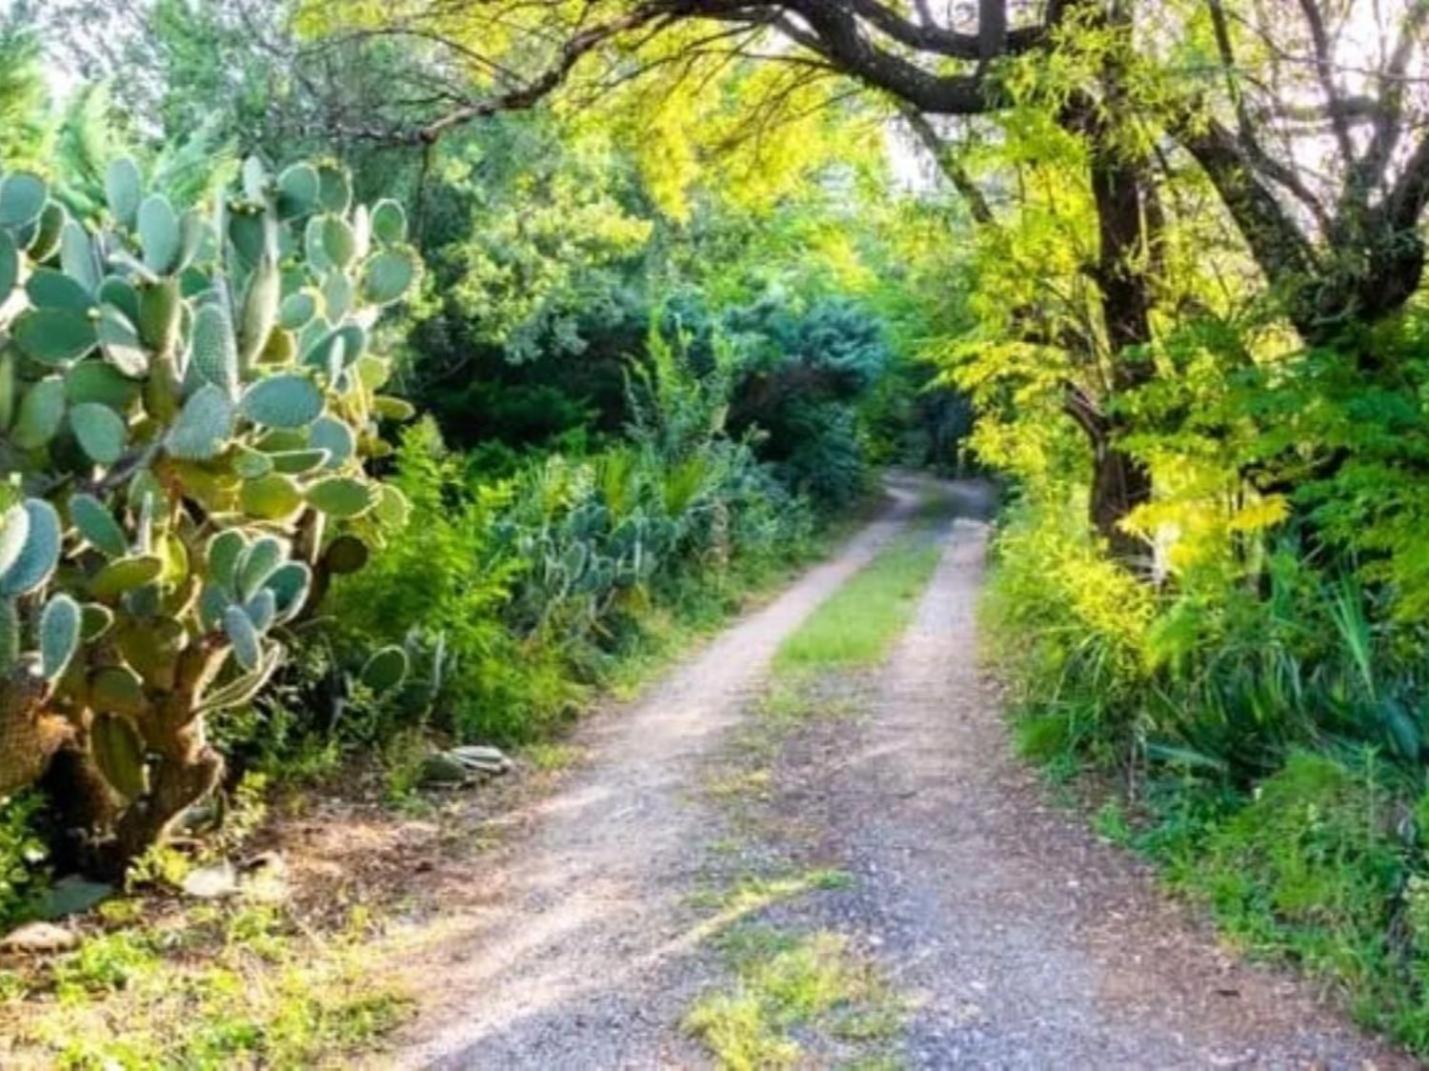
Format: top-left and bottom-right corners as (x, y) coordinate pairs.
(3, 898), (410, 1069)
(684, 926), (904, 1070)
(682, 506), (949, 1068)
(688, 868), (855, 914)
(520, 741), (581, 772)
(772, 527), (944, 677)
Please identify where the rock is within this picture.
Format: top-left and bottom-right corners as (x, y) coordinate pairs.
(181, 860), (238, 899)
(239, 851), (289, 903)
(419, 745), (514, 787)
(448, 745), (513, 773)
(2, 921), (78, 953)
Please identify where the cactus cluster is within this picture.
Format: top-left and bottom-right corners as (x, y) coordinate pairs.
(496, 452), (705, 637)
(0, 155), (420, 865)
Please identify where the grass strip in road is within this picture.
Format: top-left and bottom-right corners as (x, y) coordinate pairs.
(684, 926), (904, 1071)
(772, 523), (945, 677)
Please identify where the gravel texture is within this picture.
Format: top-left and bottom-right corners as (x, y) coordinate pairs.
(395, 478), (1407, 1070)
(779, 506), (1409, 1070)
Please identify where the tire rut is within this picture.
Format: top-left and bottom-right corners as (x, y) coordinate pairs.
(393, 482), (927, 1069)
(748, 505), (1408, 1069)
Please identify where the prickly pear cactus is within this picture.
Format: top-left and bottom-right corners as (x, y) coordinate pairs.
(0, 157), (420, 865)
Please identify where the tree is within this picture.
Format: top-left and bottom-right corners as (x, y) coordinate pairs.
(283, 0), (1160, 560)
(1173, 0), (1429, 350)
(292, 0), (1429, 562)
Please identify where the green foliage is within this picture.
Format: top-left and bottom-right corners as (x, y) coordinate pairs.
(1138, 752), (1429, 1049)
(0, 792), (47, 930)
(0, 154), (420, 866)
(678, 292), (893, 510)
(318, 335), (819, 747)
(0, 26), (50, 171)
(986, 492), (1429, 1051)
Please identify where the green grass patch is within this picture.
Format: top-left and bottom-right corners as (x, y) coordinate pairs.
(521, 741), (581, 772)
(773, 528), (943, 676)
(4, 899), (410, 1068)
(689, 868), (855, 914)
(684, 926), (904, 1070)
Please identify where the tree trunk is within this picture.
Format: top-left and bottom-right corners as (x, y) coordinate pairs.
(38, 739), (121, 874)
(1059, 5), (1160, 565)
(110, 730), (223, 870)
(1091, 440), (1153, 563)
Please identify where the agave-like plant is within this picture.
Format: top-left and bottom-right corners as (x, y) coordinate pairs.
(0, 153), (421, 868)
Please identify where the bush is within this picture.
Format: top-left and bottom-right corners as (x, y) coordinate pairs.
(307, 330), (820, 749)
(986, 492), (1429, 1050)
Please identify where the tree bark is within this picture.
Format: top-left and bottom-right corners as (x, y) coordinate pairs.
(1090, 440), (1153, 563)
(1059, 3), (1159, 563)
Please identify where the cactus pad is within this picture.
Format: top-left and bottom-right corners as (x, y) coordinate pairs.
(138, 194), (182, 275)
(92, 713), (148, 800)
(70, 493), (129, 558)
(0, 499), (61, 597)
(306, 476), (375, 518)
(70, 402), (128, 465)
(105, 158), (144, 229)
(239, 374), (323, 428)
(39, 593), (81, 681)
(361, 248), (420, 306)
(13, 308), (98, 365)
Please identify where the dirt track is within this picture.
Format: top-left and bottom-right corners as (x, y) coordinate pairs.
(394, 478), (1403, 1070)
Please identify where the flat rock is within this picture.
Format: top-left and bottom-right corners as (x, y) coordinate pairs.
(2, 921), (79, 953)
(181, 860), (238, 899)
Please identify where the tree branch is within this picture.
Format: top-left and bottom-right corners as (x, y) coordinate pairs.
(1172, 112), (1319, 293)
(412, 3), (672, 143)
(900, 107), (995, 225)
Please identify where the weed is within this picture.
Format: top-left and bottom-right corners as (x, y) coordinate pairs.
(8, 899), (412, 1068)
(686, 927), (903, 1069)
(0, 792), (48, 930)
(1092, 799), (1133, 846)
(521, 742), (580, 772)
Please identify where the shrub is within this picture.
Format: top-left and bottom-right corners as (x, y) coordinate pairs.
(313, 329), (819, 748)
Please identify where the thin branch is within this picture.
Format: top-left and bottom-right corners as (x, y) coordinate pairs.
(900, 107), (995, 225)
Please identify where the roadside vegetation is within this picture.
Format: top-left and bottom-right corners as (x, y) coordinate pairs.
(0, 4), (962, 1064)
